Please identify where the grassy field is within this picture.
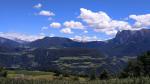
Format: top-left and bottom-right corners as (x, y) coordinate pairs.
(7, 70), (56, 80)
(6, 70), (87, 81)
(0, 70), (148, 84)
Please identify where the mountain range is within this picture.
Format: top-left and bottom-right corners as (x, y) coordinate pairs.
(0, 29), (150, 74)
(27, 29), (150, 57)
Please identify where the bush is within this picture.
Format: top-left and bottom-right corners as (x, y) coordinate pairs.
(99, 70), (110, 80)
(62, 73), (69, 77)
(119, 71), (129, 78)
(0, 66), (7, 78)
(72, 76), (79, 81)
(54, 72), (61, 76)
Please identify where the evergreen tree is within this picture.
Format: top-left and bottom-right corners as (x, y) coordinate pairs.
(138, 51), (150, 76)
(122, 51), (150, 77)
(89, 67), (96, 80)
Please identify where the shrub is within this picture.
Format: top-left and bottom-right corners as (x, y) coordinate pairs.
(99, 69), (110, 80)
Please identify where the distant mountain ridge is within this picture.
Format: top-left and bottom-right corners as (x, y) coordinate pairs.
(0, 37), (21, 47)
(1, 29), (150, 57)
(27, 29), (150, 57)
(29, 37), (75, 48)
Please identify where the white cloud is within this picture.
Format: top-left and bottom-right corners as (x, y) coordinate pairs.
(39, 10), (55, 16)
(0, 32), (45, 42)
(60, 28), (73, 34)
(39, 32), (45, 36)
(72, 35), (100, 42)
(71, 36), (82, 41)
(79, 8), (111, 27)
(83, 30), (88, 33)
(50, 22), (61, 28)
(129, 14), (150, 28)
(34, 3), (42, 9)
(41, 26), (48, 31)
(63, 21), (84, 29)
(79, 8), (133, 35)
(50, 34), (55, 37)
(105, 30), (118, 35)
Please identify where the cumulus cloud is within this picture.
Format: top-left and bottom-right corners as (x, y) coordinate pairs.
(39, 10), (55, 16)
(0, 32), (45, 42)
(34, 3), (42, 9)
(50, 22), (61, 28)
(129, 14), (150, 28)
(60, 28), (73, 34)
(72, 35), (100, 42)
(105, 30), (118, 35)
(79, 8), (133, 35)
(63, 21), (85, 29)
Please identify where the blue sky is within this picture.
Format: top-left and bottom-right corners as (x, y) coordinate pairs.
(0, 0), (150, 41)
